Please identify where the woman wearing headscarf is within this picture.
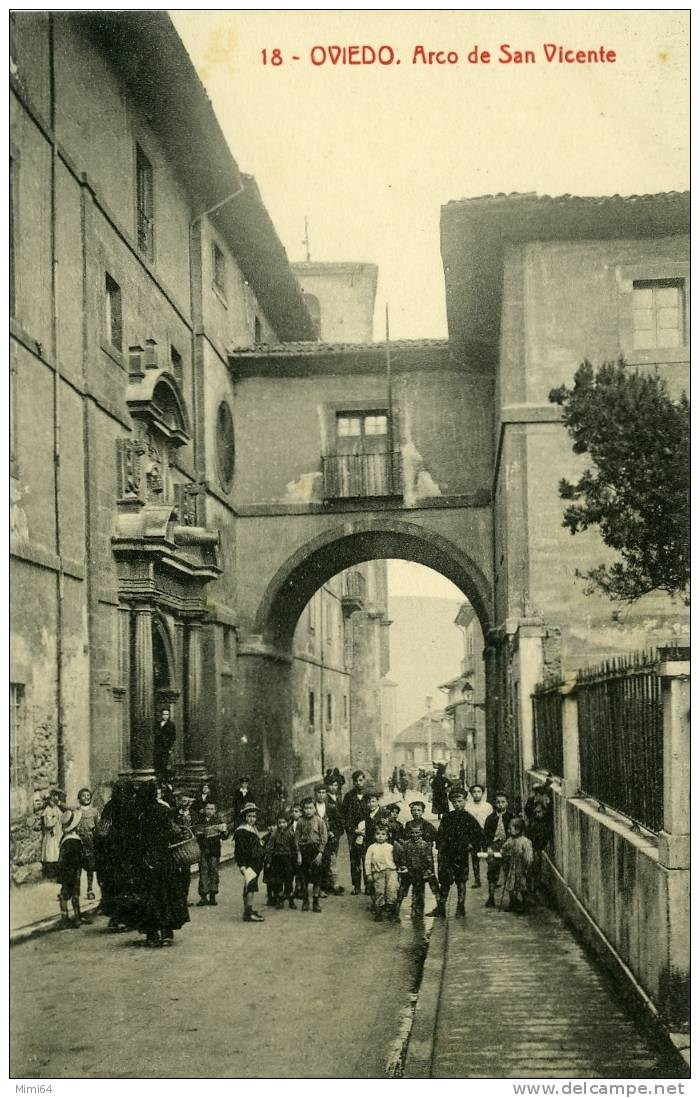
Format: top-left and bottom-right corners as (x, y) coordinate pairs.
(133, 780), (190, 947)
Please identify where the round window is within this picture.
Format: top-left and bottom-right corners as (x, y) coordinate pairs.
(216, 400), (235, 492)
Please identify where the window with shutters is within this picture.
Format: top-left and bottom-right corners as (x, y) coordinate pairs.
(632, 279), (685, 350)
(135, 144), (154, 259)
(105, 274), (123, 352)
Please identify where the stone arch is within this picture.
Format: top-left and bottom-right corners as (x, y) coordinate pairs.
(254, 516), (493, 653)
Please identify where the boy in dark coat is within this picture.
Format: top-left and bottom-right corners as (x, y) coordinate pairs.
(232, 777), (254, 830)
(195, 800), (227, 906)
(426, 787), (483, 919)
(396, 820), (440, 916)
(324, 777), (345, 895)
(234, 803), (265, 922)
(403, 800), (438, 846)
(384, 802), (404, 846)
(264, 815), (297, 908)
(296, 797), (327, 912)
(342, 770), (366, 894)
(483, 791), (514, 908)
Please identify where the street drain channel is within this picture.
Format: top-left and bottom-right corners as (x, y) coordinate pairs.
(384, 922), (433, 1077)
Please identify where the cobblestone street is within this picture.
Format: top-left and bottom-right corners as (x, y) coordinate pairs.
(11, 852), (424, 1079)
(410, 885), (684, 1079)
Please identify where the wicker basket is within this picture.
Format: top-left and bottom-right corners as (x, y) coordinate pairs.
(169, 829), (200, 867)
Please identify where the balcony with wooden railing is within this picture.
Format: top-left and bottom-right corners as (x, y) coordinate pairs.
(321, 450), (402, 500)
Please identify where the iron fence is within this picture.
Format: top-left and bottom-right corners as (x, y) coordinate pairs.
(532, 678), (564, 776)
(576, 651), (663, 832)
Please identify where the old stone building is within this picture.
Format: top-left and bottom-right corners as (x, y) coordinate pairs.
(9, 11), (690, 879)
(439, 603), (486, 788)
(441, 191), (690, 790)
(9, 12), (391, 879)
(292, 261), (378, 343)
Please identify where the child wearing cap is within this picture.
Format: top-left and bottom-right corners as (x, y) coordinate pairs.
(403, 800), (438, 847)
(364, 823), (399, 922)
(384, 802), (404, 846)
(426, 787), (483, 919)
(196, 800), (227, 907)
(396, 820), (439, 916)
(264, 815), (298, 909)
(234, 803), (265, 922)
(57, 810), (89, 928)
(296, 797), (327, 912)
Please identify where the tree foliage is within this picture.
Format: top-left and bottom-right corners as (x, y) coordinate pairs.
(549, 359), (690, 602)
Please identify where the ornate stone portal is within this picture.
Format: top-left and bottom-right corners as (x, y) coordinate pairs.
(113, 356), (222, 790)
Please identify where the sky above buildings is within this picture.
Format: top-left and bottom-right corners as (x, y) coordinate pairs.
(172, 9), (688, 340)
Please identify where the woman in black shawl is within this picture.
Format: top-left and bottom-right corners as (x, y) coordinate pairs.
(133, 781), (190, 947)
(95, 779), (140, 931)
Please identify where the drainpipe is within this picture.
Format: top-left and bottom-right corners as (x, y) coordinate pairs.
(188, 183), (244, 481)
(48, 15), (65, 791)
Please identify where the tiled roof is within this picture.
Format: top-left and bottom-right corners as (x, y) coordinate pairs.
(440, 190), (689, 356)
(229, 338), (451, 357)
(443, 190), (689, 211)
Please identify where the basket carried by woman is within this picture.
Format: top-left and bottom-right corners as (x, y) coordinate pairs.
(169, 828), (201, 867)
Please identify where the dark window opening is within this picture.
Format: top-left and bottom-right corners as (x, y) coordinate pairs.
(308, 689), (315, 729)
(212, 242), (226, 297)
(136, 144), (154, 258)
(105, 274), (123, 352)
(170, 345), (183, 386)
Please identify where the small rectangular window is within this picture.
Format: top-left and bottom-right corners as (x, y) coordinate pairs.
(212, 242), (226, 297)
(136, 144), (154, 258)
(105, 274), (123, 351)
(365, 414), (388, 436)
(326, 692), (333, 726)
(170, 345), (183, 386)
(337, 416), (362, 438)
(632, 279), (685, 350)
(308, 689), (315, 729)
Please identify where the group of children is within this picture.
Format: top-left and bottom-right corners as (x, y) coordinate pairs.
(35, 787), (100, 928)
(360, 781), (553, 922)
(37, 770), (552, 931)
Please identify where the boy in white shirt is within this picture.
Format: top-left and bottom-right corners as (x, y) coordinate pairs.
(364, 823), (399, 922)
(466, 783), (492, 888)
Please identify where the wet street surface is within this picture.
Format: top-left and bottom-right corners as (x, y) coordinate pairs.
(11, 852), (425, 1079)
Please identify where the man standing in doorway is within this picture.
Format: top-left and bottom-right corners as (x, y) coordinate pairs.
(153, 707), (176, 778)
(342, 770), (366, 895)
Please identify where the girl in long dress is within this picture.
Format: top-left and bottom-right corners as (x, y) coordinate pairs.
(501, 817), (534, 913)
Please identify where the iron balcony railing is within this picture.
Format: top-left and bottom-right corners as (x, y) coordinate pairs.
(322, 450), (402, 500)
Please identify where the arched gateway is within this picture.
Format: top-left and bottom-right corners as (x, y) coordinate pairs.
(229, 512), (495, 800)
